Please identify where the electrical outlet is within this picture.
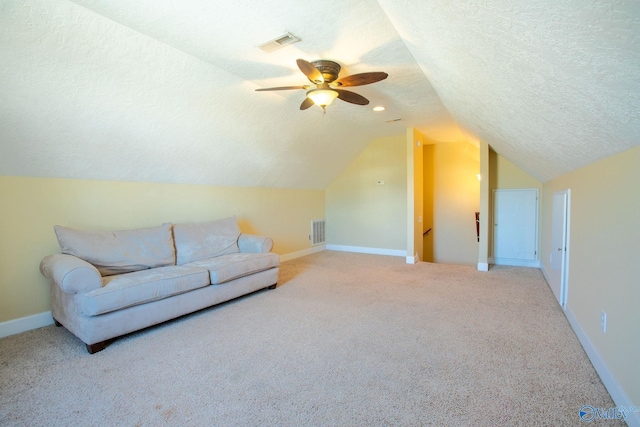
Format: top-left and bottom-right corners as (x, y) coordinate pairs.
(601, 311), (607, 333)
(377, 180), (385, 186)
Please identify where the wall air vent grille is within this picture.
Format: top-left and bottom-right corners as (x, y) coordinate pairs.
(311, 219), (326, 246)
(257, 32), (301, 53)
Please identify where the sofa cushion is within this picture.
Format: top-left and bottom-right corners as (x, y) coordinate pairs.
(186, 252), (279, 284)
(173, 217), (241, 265)
(79, 265), (210, 316)
(54, 223), (175, 277)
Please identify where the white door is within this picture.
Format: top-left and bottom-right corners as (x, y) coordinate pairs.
(549, 190), (570, 307)
(493, 189), (538, 264)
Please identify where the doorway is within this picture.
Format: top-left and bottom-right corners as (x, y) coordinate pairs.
(549, 189), (570, 308)
(493, 189), (539, 266)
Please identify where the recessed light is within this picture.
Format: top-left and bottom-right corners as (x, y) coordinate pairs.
(373, 106), (385, 112)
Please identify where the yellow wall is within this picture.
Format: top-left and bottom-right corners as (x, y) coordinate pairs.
(408, 129), (424, 262)
(0, 176), (325, 322)
(495, 155), (543, 190)
(478, 143), (492, 268)
(540, 145), (640, 405)
(423, 144), (435, 262)
(430, 141), (480, 265)
(326, 135), (407, 251)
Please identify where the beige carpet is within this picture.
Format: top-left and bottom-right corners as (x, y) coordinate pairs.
(0, 252), (622, 426)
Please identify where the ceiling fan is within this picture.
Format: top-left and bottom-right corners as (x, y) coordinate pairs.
(256, 59), (388, 113)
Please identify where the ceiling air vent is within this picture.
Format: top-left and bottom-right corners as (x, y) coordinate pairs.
(385, 118), (403, 123)
(258, 32), (301, 53)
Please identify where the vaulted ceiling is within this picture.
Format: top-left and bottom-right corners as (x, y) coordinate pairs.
(1, 0), (638, 189)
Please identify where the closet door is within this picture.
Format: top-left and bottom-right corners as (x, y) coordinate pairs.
(493, 189), (538, 264)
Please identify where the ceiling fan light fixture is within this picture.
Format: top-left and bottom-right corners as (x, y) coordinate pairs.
(257, 58), (388, 112)
(307, 89), (339, 107)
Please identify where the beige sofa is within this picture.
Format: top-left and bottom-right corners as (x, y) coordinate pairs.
(40, 217), (279, 353)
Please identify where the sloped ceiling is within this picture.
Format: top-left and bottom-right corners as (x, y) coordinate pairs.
(377, 0), (640, 181)
(0, 0), (638, 189)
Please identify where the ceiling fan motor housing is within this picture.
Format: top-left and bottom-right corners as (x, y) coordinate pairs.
(311, 60), (341, 83)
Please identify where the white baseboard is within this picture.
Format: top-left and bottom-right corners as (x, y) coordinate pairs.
(477, 262), (489, 272)
(564, 308), (640, 427)
(540, 263), (551, 285)
(326, 245), (406, 258)
(280, 245), (326, 262)
(539, 263), (559, 303)
(0, 311), (54, 339)
(490, 257), (540, 268)
(541, 262), (636, 425)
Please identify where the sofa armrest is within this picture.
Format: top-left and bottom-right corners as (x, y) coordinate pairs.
(238, 234), (273, 253)
(40, 254), (102, 294)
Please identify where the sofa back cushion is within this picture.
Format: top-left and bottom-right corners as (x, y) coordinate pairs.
(54, 223), (175, 276)
(173, 217), (241, 265)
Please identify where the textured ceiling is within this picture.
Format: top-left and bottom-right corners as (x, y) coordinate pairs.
(1, 0), (638, 188)
(377, 0), (640, 180)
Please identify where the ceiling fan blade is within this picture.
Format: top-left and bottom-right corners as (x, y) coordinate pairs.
(300, 97), (314, 110)
(335, 89), (369, 105)
(255, 85), (307, 91)
(332, 72), (388, 87)
(297, 59), (324, 84)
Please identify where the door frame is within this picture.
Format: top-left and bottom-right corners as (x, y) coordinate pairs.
(553, 189), (571, 309)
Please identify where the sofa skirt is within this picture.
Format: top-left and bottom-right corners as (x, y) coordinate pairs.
(51, 267), (279, 346)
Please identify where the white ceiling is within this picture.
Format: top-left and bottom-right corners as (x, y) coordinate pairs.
(1, 0), (638, 188)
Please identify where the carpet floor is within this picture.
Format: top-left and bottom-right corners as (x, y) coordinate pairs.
(0, 251), (622, 426)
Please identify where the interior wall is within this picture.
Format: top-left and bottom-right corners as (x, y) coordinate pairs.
(422, 144), (435, 262)
(478, 142), (491, 269)
(408, 128), (424, 262)
(0, 176), (325, 323)
(326, 135), (407, 251)
(495, 155), (544, 190)
(493, 154), (543, 259)
(431, 141), (480, 265)
(540, 145), (640, 407)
